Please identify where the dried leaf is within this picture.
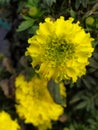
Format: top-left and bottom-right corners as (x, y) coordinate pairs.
(0, 75), (16, 98)
(2, 57), (15, 73)
(0, 79), (9, 97)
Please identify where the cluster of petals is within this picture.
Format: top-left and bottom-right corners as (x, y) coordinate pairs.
(15, 75), (66, 130)
(26, 16), (94, 82)
(0, 111), (20, 130)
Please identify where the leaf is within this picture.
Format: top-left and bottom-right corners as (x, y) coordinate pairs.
(82, 77), (92, 89)
(75, 0), (81, 10)
(93, 52), (98, 61)
(47, 79), (66, 106)
(70, 91), (85, 104)
(86, 76), (96, 86)
(69, 124), (75, 130)
(0, 75), (16, 98)
(89, 58), (98, 69)
(0, 79), (9, 97)
(96, 22), (98, 29)
(22, 15), (34, 20)
(17, 20), (34, 32)
(69, 9), (76, 18)
(48, 79), (61, 104)
(70, 95), (82, 104)
(88, 67), (96, 73)
(75, 101), (87, 110)
(92, 39), (98, 48)
(43, 0), (56, 7)
(0, 0), (10, 5)
(76, 78), (82, 87)
(81, 0), (88, 8)
(2, 57), (15, 73)
(28, 25), (38, 34)
(28, 0), (39, 6)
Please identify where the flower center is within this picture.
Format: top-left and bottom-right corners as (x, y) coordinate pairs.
(43, 36), (75, 64)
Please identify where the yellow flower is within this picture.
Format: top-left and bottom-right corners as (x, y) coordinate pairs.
(15, 75), (66, 130)
(26, 16), (94, 82)
(0, 111), (20, 130)
(63, 128), (70, 130)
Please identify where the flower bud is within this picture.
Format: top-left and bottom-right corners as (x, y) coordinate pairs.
(28, 6), (38, 17)
(85, 16), (95, 26)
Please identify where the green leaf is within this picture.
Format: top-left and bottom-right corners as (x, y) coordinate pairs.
(28, 25), (38, 34)
(70, 124), (75, 130)
(93, 52), (98, 61)
(89, 58), (98, 69)
(0, 0), (10, 5)
(70, 123), (89, 130)
(69, 9), (76, 18)
(70, 93), (83, 104)
(81, 0), (88, 8)
(48, 79), (61, 103)
(75, 0), (81, 10)
(75, 101), (87, 110)
(82, 77), (92, 89)
(28, 0), (39, 6)
(92, 39), (98, 48)
(88, 67), (96, 73)
(96, 22), (98, 29)
(47, 79), (66, 106)
(87, 76), (96, 86)
(43, 0), (56, 7)
(17, 20), (34, 32)
(22, 15), (34, 20)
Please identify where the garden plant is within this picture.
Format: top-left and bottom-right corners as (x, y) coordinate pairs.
(0, 0), (98, 130)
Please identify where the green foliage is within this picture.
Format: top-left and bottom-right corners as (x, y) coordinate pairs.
(87, 111), (98, 130)
(27, 0), (40, 6)
(70, 89), (98, 111)
(0, 0), (10, 6)
(69, 110), (98, 130)
(17, 18), (34, 32)
(42, 0), (56, 7)
(0, 0), (98, 130)
(16, 0), (44, 34)
(69, 123), (89, 130)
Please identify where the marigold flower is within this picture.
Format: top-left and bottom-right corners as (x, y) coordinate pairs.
(15, 75), (66, 130)
(0, 111), (20, 130)
(26, 16), (94, 82)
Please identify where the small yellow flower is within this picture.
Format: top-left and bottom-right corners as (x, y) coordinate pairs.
(15, 75), (66, 130)
(63, 128), (70, 130)
(0, 111), (20, 130)
(26, 16), (94, 82)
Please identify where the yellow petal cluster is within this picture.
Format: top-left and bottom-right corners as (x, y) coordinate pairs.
(26, 16), (94, 82)
(0, 111), (20, 130)
(15, 75), (66, 130)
